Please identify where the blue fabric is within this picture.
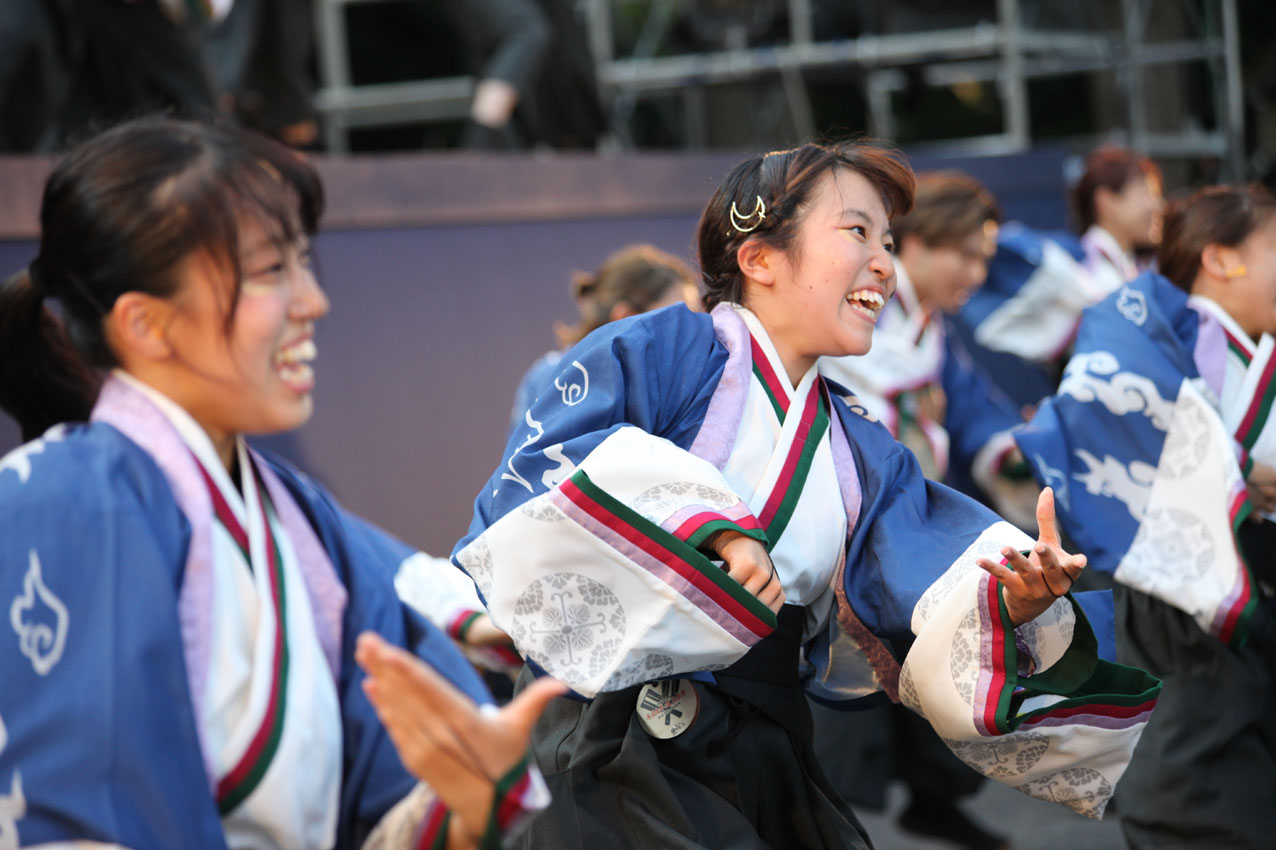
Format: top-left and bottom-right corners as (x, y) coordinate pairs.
(961, 224), (1084, 329)
(456, 303), (729, 571)
(0, 424), (490, 849)
(829, 389), (1005, 644)
(508, 349), (564, 437)
(940, 328), (1023, 476)
(1015, 272), (1201, 577)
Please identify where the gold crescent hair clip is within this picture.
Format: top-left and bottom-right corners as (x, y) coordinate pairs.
(729, 196), (767, 233)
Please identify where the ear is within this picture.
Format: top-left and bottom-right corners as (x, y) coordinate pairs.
(609, 301), (637, 323)
(736, 239), (780, 288)
(1200, 243), (1242, 282)
(1093, 185), (1118, 221)
(106, 292), (175, 362)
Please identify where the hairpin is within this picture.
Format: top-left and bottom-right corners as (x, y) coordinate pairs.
(729, 196), (767, 233)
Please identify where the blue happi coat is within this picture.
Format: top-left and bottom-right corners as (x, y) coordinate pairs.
(0, 421), (490, 849)
(1017, 272), (1260, 646)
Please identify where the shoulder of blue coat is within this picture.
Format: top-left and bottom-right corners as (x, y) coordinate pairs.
(1082, 271), (1197, 355)
(824, 383), (910, 458)
(570, 302), (719, 356)
(0, 421), (182, 519)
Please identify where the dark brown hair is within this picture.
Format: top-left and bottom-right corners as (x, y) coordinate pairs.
(555, 244), (696, 346)
(1158, 184), (1276, 292)
(697, 141), (915, 311)
(0, 116), (323, 440)
(1072, 146), (1161, 233)
(893, 171), (1000, 248)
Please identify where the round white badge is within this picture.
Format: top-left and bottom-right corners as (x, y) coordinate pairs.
(635, 679), (700, 739)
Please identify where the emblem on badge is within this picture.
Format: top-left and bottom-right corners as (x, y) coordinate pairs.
(635, 679), (699, 739)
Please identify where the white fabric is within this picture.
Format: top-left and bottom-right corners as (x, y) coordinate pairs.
(973, 231), (1094, 363)
(396, 553), (485, 632)
(1081, 225), (1139, 299)
(1114, 379), (1253, 636)
(112, 374), (342, 850)
(902, 522), (1141, 820)
(728, 306), (847, 611)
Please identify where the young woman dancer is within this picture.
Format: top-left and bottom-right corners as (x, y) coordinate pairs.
(444, 141), (1161, 849)
(1019, 184), (1276, 850)
(0, 116), (562, 850)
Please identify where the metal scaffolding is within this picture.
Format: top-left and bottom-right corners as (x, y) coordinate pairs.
(313, 0), (1244, 175)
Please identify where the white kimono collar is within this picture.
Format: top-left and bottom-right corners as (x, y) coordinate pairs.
(110, 370), (253, 524)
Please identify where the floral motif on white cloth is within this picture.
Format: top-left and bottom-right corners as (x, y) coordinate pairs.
(949, 609), (980, 705)
(601, 653), (676, 691)
(458, 536), (495, 598)
(1016, 767), (1113, 819)
(913, 534), (1006, 628)
(1157, 396), (1212, 479)
(519, 499), (568, 523)
(630, 481), (740, 525)
(1120, 507), (1216, 595)
(943, 732), (1050, 778)
(508, 573), (626, 684)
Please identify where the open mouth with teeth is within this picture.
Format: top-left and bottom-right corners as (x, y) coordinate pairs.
(846, 289), (885, 321)
(274, 338), (317, 390)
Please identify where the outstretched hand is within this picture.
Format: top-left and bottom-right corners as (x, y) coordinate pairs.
(975, 487), (1086, 626)
(356, 632), (566, 841)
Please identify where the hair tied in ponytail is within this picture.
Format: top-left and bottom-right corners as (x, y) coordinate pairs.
(64, 273), (110, 316)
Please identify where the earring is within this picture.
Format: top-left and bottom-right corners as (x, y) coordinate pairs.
(1225, 265), (1248, 279)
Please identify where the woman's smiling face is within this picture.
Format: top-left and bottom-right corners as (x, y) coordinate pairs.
(161, 215), (329, 445)
(760, 167), (897, 373)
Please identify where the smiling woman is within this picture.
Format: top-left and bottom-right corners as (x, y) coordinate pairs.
(0, 117), (561, 850)
(453, 140), (1162, 850)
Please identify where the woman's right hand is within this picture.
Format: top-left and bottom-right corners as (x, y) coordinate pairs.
(356, 633), (565, 844)
(1247, 463), (1276, 517)
(709, 530), (785, 613)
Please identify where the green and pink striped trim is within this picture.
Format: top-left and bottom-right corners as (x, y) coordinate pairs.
(194, 457), (291, 815)
(556, 471), (777, 640)
(1235, 352), (1276, 452)
(974, 573), (1160, 738)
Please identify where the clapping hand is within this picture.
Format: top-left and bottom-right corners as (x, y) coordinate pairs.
(356, 632), (566, 843)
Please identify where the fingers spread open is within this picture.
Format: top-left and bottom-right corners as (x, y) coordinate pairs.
(976, 556), (1019, 586)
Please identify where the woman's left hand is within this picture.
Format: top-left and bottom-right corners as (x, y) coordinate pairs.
(975, 487), (1086, 626)
(356, 632), (566, 840)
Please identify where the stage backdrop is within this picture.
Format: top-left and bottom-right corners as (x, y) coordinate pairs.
(0, 146), (1070, 555)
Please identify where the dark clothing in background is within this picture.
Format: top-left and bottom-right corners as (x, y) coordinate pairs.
(205, 0), (316, 138)
(446, 0), (605, 149)
(0, 0), (218, 152)
(1115, 523), (1276, 850)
